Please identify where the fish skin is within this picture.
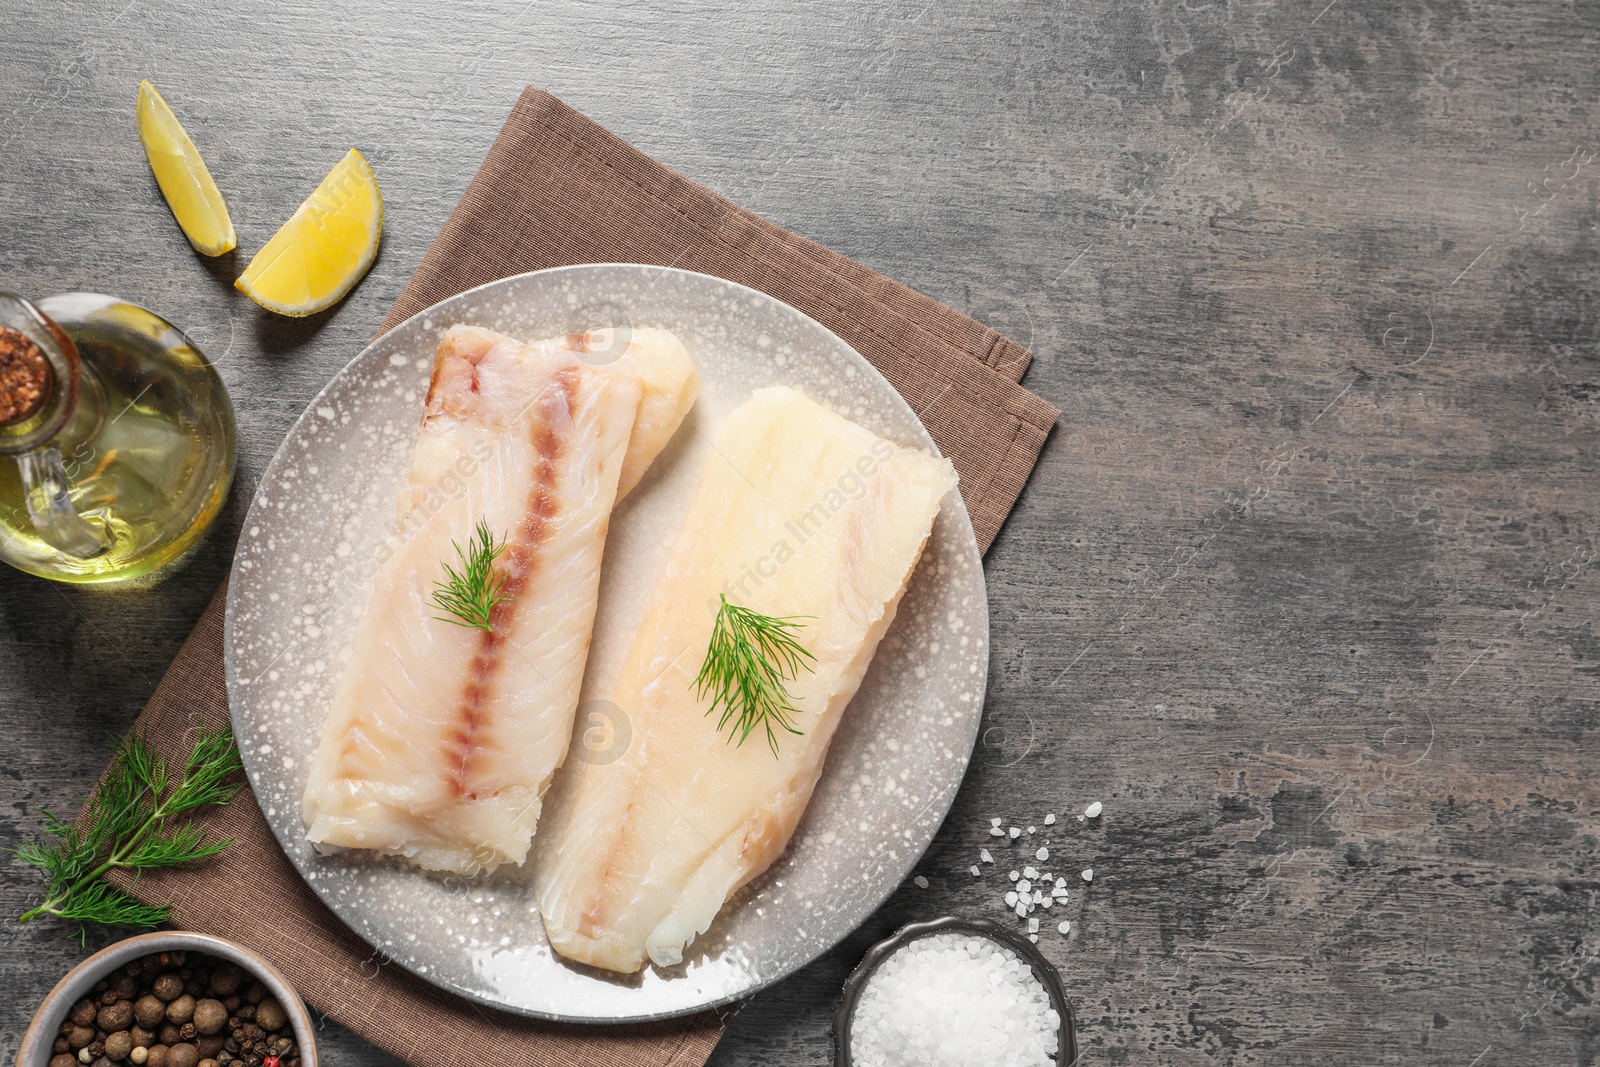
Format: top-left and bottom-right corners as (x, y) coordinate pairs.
(536, 387), (957, 972)
(301, 325), (697, 875)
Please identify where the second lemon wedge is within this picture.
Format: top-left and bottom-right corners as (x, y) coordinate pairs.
(236, 149), (383, 317)
(136, 80), (236, 256)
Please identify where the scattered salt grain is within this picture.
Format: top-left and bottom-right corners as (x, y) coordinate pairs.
(1009, 870), (1020, 882)
(849, 932), (1059, 1067)
(1024, 866), (1039, 879)
(991, 817), (1003, 827)
(970, 865), (981, 877)
(914, 875), (929, 889)
(1058, 920), (1070, 934)
(1081, 868), (1094, 882)
(1085, 801), (1103, 819)
(1028, 826), (1037, 834)
(1029, 934), (1039, 943)
(1009, 826), (1022, 839)
(1036, 847), (1049, 861)
(1005, 891), (1018, 907)
(1028, 917), (1039, 933)
(980, 849), (994, 863)
(1044, 813), (1056, 825)
(990, 826), (1006, 837)
(1018, 880), (1032, 894)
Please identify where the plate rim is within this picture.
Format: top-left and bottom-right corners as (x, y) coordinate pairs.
(224, 263), (990, 1023)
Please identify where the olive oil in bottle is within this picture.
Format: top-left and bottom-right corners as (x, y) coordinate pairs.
(0, 292), (235, 583)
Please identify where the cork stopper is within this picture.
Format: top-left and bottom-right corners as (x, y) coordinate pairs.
(0, 323), (52, 426)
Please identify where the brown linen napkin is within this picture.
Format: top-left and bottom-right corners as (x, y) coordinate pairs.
(86, 87), (1058, 1067)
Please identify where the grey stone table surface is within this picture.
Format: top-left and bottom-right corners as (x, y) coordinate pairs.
(3, 0), (1598, 1063)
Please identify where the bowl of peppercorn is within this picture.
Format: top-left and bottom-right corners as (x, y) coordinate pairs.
(17, 931), (318, 1067)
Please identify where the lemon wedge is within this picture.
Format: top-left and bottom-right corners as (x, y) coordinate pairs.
(236, 149), (383, 317)
(136, 80), (236, 256)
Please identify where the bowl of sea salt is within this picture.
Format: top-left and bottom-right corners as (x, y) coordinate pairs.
(834, 916), (1077, 1067)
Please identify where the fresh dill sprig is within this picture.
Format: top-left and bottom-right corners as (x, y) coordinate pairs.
(13, 727), (244, 943)
(430, 521), (515, 631)
(694, 594), (817, 757)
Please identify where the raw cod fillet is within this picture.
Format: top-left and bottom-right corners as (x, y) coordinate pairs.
(536, 387), (957, 972)
(301, 325), (699, 875)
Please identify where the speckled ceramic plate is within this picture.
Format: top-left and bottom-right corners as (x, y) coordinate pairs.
(224, 265), (988, 1023)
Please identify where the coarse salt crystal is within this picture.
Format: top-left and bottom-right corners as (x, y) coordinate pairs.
(1058, 920), (1070, 934)
(980, 849), (994, 863)
(1085, 801), (1103, 818)
(1044, 813), (1056, 825)
(1028, 826), (1036, 834)
(1015, 901), (1027, 918)
(1009, 870), (1020, 882)
(1030, 934), (1039, 943)
(1005, 891), (1018, 907)
(1036, 847), (1049, 861)
(1028, 917), (1039, 933)
(970, 865), (981, 877)
(1082, 869), (1094, 882)
(849, 932), (1059, 1067)
(1024, 866), (1039, 879)
(991, 817), (1003, 827)
(1017, 880), (1032, 894)
(990, 826), (1006, 837)
(1009, 827), (1022, 839)
(914, 875), (929, 889)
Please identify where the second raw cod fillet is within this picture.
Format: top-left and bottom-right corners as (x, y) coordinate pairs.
(536, 386), (957, 972)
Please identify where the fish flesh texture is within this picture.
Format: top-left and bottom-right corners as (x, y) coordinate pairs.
(536, 386), (956, 972)
(302, 325), (699, 875)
